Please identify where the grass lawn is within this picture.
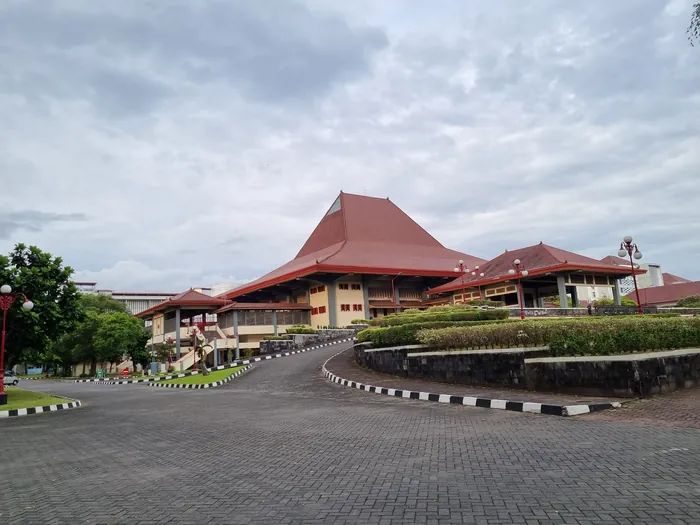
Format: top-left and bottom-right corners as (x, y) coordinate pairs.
(1, 387), (72, 411)
(159, 366), (246, 385)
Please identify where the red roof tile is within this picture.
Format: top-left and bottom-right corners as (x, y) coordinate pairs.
(663, 272), (691, 286)
(215, 302), (311, 313)
(427, 242), (637, 295)
(134, 289), (227, 318)
(625, 281), (700, 306)
(221, 192), (485, 299)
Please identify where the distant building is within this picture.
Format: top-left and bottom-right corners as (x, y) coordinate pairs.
(73, 282), (179, 315)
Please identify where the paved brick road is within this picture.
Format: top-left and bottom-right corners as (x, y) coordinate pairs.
(1, 343), (699, 525)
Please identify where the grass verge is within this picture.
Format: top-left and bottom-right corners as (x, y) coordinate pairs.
(159, 366), (246, 385)
(1, 387), (72, 411)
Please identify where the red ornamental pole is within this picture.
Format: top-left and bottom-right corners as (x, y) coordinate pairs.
(0, 286), (34, 404)
(629, 251), (643, 315)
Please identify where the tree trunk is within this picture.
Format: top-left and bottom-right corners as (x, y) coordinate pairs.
(90, 357), (97, 376)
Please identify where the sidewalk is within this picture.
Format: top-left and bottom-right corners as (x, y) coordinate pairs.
(325, 348), (625, 416)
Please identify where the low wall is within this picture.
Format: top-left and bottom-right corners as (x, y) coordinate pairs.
(354, 344), (549, 387)
(259, 339), (296, 355)
(525, 349), (700, 397)
(260, 328), (357, 354)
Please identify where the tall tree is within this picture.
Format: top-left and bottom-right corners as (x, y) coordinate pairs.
(79, 293), (127, 315)
(93, 313), (149, 372)
(690, 3), (700, 46)
(0, 244), (83, 368)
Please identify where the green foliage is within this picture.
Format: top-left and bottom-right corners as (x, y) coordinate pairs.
(466, 299), (505, 307)
(285, 325), (317, 334)
(689, 3), (700, 46)
(416, 317), (700, 356)
(0, 244), (82, 368)
(262, 335), (289, 340)
(79, 293), (128, 314)
(593, 297), (637, 307)
(676, 295), (700, 307)
(357, 319), (519, 347)
(377, 308), (509, 327)
(350, 318), (369, 324)
(93, 313), (150, 370)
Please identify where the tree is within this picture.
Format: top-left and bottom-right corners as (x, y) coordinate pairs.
(677, 295), (700, 307)
(593, 297), (638, 307)
(93, 313), (150, 372)
(79, 293), (127, 315)
(689, 3), (700, 46)
(0, 244), (83, 368)
(66, 311), (103, 376)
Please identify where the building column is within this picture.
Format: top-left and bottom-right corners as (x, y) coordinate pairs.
(362, 277), (370, 320)
(327, 281), (338, 328)
(557, 276), (567, 309)
(175, 307), (181, 360)
(613, 280), (622, 306)
(571, 287), (580, 307)
(394, 286), (401, 312)
(213, 338), (218, 368)
(272, 310), (278, 336)
(479, 287), (486, 301)
(233, 311), (240, 360)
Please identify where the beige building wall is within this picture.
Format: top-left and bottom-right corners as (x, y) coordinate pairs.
(309, 284), (330, 328)
(335, 279), (365, 327)
(152, 313), (164, 338)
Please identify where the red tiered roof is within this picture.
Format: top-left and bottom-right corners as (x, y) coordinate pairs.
(221, 192), (485, 299)
(135, 289), (227, 318)
(427, 242), (638, 295)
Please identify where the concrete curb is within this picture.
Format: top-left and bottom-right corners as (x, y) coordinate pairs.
(0, 399), (82, 419)
(72, 337), (357, 385)
(322, 349), (621, 417)
(147, 364), (253, 389)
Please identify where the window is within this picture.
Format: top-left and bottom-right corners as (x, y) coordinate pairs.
(312, 307), (319, 315)
(339, 283), (349, 290)
(318, 305), (326, 314)
(351, 284), (361, 291)
(353, 304), (362, 311)
(317, 285), (325, 292)
(310, 287), (317, 294)
(340, 304), (350, 312)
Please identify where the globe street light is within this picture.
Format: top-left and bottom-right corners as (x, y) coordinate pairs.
(470, 266), (485, 301)
(454, 260), (470, 305)
(508, 259), (529, 320)
(618, 236), (644, 314)
(0, 285), (35, 405)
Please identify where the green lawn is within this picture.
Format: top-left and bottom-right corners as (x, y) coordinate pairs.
(159, 366), (246, 385)
(1, 387), (73, 411)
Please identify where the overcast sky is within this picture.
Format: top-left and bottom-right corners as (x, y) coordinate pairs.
(1, 0), (699, 292)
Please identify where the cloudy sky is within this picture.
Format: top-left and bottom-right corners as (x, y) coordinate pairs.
(1, 0), (699, 292)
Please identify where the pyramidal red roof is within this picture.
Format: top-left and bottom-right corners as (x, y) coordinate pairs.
(222, 192), (485, 299)
(626, 281), (700, 306)
(427, 242), (637, 295)
(135, 289), (227, 318)
(663, 272), (691, 286)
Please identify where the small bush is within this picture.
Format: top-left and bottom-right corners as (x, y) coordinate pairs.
(241, 348), (259, 358)
(79, 373), (89, 378)
(262, 335), (288, 340)
(378, 308), (509, 327)
(351, 318), (369, 324)
(676, 295), (700, 308)
(416, 316), (700, 356)
(285, 325), (317, 334)
(466, 299), (505, 307)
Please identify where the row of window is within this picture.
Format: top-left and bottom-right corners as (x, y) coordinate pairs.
(338, 283), (362, 291)
(340, 304), (363, 312)
(310, 285), (326, 294)
(311, 306), (327, 316)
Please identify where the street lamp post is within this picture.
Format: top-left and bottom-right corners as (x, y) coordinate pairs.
(0, 284), (34, 405)
(508, 259), (529, 320)
(454, 260), (470, 305)
(618, 235), (644, 314)
(470, 266), (485, 302)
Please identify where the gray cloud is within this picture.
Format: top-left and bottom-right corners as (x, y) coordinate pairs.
(0, 211), (87, 239)
(0, 0), (698, 291)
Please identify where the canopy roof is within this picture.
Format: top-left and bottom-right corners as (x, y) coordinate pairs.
(134, 289), (227, 318)
(221, 192), (484, 299)
(427, 242), (638, 295)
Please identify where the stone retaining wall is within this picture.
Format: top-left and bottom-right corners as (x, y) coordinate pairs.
(525, 349), (700, 397)
(260, 328), (358, 354)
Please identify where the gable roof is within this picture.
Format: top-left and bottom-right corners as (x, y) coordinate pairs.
(427, 242), (637, 295)
(599, 255), (627, 266)
(663, 272), (691, 286)
(134, 289), (227, 318)
(222, 192), (485, 299)
(626, 281), (700, 306)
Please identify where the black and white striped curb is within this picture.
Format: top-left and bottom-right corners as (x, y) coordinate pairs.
(0, 399), (82, 419)
(322, 351), (621, 417)
(148, 364), (253, 389)
(73, 337), (358, 384)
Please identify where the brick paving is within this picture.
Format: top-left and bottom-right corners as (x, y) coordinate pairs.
(326, 347), (624, 407)
(0, 342), (698, 524)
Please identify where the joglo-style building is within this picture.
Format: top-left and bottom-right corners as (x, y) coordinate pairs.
(135, 192), (639, 368)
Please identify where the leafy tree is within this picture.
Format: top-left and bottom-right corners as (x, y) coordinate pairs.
(593, 297), (638, 307)
(0, 244), (82, 368)
(677, 295), (700, 307)
(93, 313), (149, 372)
(689, 3), (700, 46)
(65, 311), (103, 375)
(79, 293), (127, 315)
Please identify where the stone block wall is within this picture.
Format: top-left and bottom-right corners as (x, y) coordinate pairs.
(258, 339), (295, 355)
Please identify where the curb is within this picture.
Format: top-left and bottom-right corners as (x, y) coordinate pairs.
(322, 350), (621, 417)
(0, 399), (82, 419)
(147, 364), (252, 389)
(73, 337), (358, 385)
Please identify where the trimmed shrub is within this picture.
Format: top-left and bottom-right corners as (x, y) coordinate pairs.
(285, 325), (317, 334)
(466, 299), (505, 307)
(350, 319), (369, 324)
(262, 335), (288, 340)
(416, 317), (700, 356)
(378, 308), (509, 327)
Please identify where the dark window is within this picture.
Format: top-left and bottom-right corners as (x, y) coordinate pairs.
(351, 284), (361, 291)
(319, 305), (327, 314)
(317, 285), (325, 292)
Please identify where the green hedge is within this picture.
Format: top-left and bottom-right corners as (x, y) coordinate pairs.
(262, 335), (288, 340)
(377, 308), (509, 327)
(285, 325), (317, 334)
(416, 317), (700, 356)
(350, 318), (369, 324)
